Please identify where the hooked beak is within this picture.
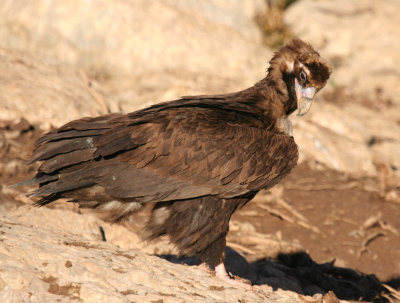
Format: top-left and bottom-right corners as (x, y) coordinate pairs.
(295, 78), (316, 116)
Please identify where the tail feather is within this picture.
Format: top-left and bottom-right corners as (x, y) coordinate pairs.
(32, 193), (62, 207)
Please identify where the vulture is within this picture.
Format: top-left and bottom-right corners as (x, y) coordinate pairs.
(23, 39), (331, 288)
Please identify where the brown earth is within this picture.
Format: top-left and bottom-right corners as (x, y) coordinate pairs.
(234, 163), (400, 282)
(232, 163), (400, 299)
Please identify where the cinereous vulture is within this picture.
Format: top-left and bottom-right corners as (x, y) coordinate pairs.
(23, 39), (331, 288)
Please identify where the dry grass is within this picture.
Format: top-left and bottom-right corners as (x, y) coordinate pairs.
(254, 0), (297, 48)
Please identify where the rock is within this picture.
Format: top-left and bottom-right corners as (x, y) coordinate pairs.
(0, 206), (324, 303)
(0, 48), (108, 130)
(0, 0), (268, 80)
(0, 0), (270, 127)
(292, 101), (400, 176)
(285, 0), (400, 102)
(284, 0), (400, 176)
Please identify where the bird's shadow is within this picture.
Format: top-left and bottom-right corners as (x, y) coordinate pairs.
(159, 247), (399, 303)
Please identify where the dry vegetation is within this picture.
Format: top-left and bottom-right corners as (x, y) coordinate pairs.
(255, 0), (297, 47)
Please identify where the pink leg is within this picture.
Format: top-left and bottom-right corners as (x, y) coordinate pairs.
(214, 262), (253, 290)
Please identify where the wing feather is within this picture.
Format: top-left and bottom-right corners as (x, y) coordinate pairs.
(28, 102), (298, 204)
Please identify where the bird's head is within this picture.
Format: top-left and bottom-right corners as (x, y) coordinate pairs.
(267, 39), (332, 116)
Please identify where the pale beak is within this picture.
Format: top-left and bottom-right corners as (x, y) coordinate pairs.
(295, 78), (316, 116)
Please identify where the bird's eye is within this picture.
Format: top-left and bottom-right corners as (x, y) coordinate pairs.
(300, 71), (307, 82)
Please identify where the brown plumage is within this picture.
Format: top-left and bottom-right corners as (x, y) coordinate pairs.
(24, 39), (331, 288)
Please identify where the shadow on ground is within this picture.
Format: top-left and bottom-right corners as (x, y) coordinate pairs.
(160, 247), (399, 303)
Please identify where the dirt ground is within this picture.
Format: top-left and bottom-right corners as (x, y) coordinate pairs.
(0, 122), (399, 302)
(233, 163), (400, 283)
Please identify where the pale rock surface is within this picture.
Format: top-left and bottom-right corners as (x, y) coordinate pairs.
(285, 0), (400, 177)
(0, 0), (270, 126)
(0, 206), (334, 303)
(292, 100), (400, 177)
(0, 0), (268, 80)
(285, 0), (400, 102)
(0, 48), (109, 130)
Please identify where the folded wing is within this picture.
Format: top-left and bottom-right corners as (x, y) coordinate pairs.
(28, 99), (298, 206)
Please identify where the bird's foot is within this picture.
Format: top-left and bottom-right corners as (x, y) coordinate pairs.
(214, 262), (253, 290)
(197, 262), (214, 274)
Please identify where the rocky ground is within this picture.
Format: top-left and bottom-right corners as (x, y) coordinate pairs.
(0, 0), (399, 302)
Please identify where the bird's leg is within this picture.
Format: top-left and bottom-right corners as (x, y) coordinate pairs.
(198, 261), (252, 290)
(214, 262), (253, 290)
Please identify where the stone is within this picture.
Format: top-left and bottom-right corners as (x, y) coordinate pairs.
(0, 0), (268, 80)
(285, 0), (400, 177)
(0, 206), (316, 302)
